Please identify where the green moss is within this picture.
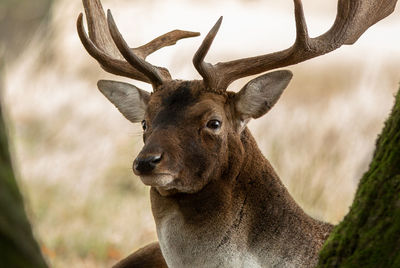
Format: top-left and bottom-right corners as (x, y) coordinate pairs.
(318, 88), (400, 267)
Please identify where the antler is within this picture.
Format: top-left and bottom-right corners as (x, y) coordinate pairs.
(77, 0), (199, 88)
(194, 0), (398, 91)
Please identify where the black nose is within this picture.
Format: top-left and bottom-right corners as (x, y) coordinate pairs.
(133, 154), (162, 174)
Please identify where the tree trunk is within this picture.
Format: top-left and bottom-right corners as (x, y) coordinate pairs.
(318, 88), (400, 267)
(0, 100), (47, 267)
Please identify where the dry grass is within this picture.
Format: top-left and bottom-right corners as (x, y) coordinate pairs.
(2, 0), (400, 267)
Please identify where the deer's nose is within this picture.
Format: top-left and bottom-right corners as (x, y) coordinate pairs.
(133, 154), (162, 174)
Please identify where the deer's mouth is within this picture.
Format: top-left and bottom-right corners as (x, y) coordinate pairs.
(139, 173), (177, 188)
(139, 173), (182, 196)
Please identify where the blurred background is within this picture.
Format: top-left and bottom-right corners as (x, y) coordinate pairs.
(1, 0), (399, 267)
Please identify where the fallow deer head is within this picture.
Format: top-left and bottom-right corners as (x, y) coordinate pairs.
(77, 0), (396, 197)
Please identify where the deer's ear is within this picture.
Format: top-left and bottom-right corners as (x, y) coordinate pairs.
(234, 70), (292, 130)
(97, 80), (150, 123)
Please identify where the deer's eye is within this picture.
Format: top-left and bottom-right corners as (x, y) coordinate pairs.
(206, 119), (222, 130)
(141, 120), (147, 131)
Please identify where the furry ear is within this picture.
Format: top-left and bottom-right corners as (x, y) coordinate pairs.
(234, 70), (292, 130)
(97, 80), (150, 123)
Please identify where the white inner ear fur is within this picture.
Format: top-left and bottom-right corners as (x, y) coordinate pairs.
(97, 80), (150, 123)
(234, 70), (293, 131)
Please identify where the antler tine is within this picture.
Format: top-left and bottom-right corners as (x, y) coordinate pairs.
(77, 13), (149, 82)
(193, 17), (223, 90)
(135, 30), (200, 59)
(78, 0), (200, 87)
(107, 9), (165, 88)
(293, 0), (309, 46)
(198, 0), (397, 91)
(82, 0), (120, 58)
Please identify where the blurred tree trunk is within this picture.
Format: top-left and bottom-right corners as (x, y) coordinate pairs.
(0, 99), (47, 267)
(0, 1), (52, 265)
(318, 88), (400, 267)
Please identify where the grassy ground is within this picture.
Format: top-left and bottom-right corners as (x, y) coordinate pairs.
(2, 0), (400, 267)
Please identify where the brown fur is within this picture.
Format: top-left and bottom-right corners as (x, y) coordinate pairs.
(113, 80), (333, 267)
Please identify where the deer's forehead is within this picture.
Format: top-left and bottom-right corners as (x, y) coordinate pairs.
(147, 85), (227, 126)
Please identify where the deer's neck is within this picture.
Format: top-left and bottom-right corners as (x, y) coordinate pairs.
(150, 129), (332, 268)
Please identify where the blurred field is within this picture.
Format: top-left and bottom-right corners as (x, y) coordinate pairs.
(2, 0), (400, 267)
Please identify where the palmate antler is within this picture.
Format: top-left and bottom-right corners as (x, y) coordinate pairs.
(77, 0), (200, 88)
(194, 0), (398, 91)
(78, 0), (398, 92)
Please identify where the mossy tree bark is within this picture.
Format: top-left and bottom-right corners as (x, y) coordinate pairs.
(318, 88), (400, 267)
(0, 100), (47, 267)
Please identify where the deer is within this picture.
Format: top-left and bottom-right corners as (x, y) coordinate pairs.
(77, 0), (397, 267)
